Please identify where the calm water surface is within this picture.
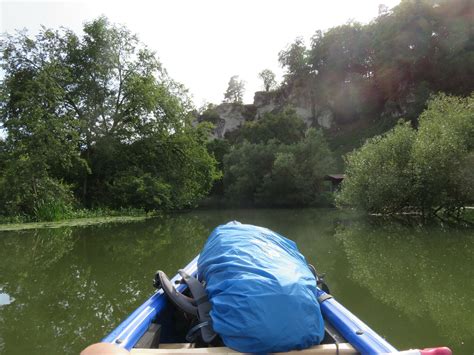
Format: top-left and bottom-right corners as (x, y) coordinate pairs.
(0, 209), (472, 354)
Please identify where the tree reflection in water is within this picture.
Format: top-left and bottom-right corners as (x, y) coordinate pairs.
(335, 220), (474, 353)
(0, 211), (472, 354)
(0, 216), (209, 355)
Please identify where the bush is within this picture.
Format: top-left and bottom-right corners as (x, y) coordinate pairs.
(338, 94), (474, 217)
(108, 172), (172, 211)
(224, 129), (335, 207)
(0, 167), (75, 221)
(411, 94), (474, 215)
(337, 123), (416, 213)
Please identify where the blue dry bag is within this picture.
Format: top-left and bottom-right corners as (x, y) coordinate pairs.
(197, 222), (325, 353)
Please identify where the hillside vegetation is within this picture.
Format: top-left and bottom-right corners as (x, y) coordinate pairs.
(0, 0), (473, 220)
(203, 0), (474, 214)
(277, 0), (473, 126)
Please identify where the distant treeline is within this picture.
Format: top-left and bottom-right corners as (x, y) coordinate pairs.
(278, 0), (473, 124)
(205, 94), (474, 217)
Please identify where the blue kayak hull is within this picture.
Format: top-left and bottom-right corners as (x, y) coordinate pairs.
(103, 255), (397, 354)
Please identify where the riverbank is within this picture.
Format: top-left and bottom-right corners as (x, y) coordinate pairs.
(462, 208), (474, 223)
(2, 204), (471, 232)
(0, 215), (152, 232)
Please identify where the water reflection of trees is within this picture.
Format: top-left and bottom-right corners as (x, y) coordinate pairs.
(2, 212), (471, 354)
(335, 221), (474, 351)
(0, 216), (209, 354)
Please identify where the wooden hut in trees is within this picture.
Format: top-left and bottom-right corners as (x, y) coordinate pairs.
(324, 174), (345, 192)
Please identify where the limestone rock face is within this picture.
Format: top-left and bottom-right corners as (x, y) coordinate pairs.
(199, 88), (336, 139)
(210, 103), (256, 138)
(317, 109), (334, 129)
(253, 91), (281, 119)
(196, 78), (423, 140)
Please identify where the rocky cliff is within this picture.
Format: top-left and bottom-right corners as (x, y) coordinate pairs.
(199, 88), (336, 139)
(198, 80), (421, 140)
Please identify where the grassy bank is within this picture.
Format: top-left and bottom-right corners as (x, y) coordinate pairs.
(462, 208), (474, 224)
(0, 215), (152, 232)
(0, 208), (154, 231)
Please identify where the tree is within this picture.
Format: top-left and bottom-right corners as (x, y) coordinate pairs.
(411, 94), (474, 216)
(235, 109), (306, 145)
(278, 37), (310, 84)
(0, 17), (219, 217)
(258, 69), (277, 92)
(276, 0), (474, 126)
(223, 111), (334, 207)
(223, 140), (278, 205)
(256, 129), (335, 206)
(206, 138), (230, 196)
(223, 75), (245, 104)
(198, 103), (221, 125)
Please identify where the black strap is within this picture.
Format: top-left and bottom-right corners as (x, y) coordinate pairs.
(318, 293), (333, 303)
(194, 295), (209, 306)
(156, 271), (198, 316)
(308, 263), (331, 294)
(186, 321), (210, 342)
(178, 270), (217, 343)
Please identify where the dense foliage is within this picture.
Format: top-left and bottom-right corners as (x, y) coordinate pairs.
(279, 0), (474, 124)
(202, 0), (474, 210)
(220, 110), (335, 207)
(232, 109), (307, 145)
(338, 94), (474, 217)
(0, 18), (219, 220)
(1, 0), (473, 219)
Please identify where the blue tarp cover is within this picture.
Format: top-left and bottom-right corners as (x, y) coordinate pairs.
(197, 222), (325, 353)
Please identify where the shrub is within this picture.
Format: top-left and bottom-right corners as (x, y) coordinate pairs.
(338, 94), (474, 217)
(224, 129), (335, 207)
(337, 123), (416, 214)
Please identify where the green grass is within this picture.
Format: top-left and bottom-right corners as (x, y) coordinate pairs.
(0, 215), (151, 232)
(461, 207), (474, 224)
(0, 207), (154, 231)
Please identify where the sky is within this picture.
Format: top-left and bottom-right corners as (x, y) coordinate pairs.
(0, 0), (401, 107)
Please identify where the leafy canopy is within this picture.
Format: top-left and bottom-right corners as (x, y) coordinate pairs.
(0, 17), (219, 218)
(223, 110), (335, 207)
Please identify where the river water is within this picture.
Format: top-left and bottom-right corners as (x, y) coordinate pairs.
(0, 209), (472, 354)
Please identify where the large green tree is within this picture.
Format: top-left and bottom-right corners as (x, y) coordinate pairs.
(234, 108), (306, 145)
(223, 111), (335, 207)
(0, 17), (219, 218)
